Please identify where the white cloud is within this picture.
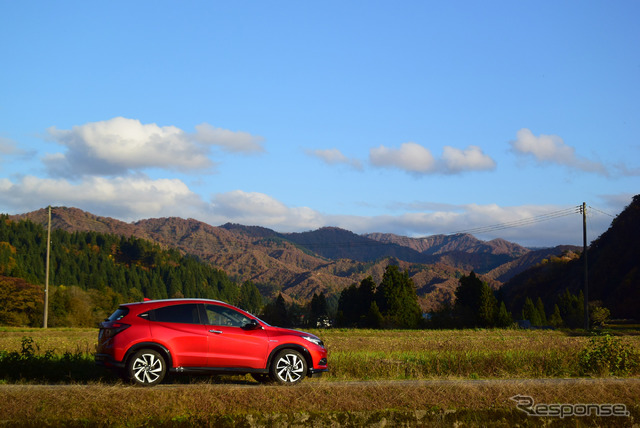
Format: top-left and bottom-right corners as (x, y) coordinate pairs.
(370, 142), (495, 174)
(193, 123), (265, 154)
(306, 148), (363, 170)
(0, 174), (621, 247)
(0, 137), (33, 163)
(442, 145), (496, 173)
(327, 201), (614, 247)
(614, 162), (640, 177)
(209, 190), (324, 230)
(510, 128), (608, 175)
(44, 117), (264, 177)
(370, 142), (436, 173)
(0, 175), (206, 220)
(45, 117), (211, 176)
(0, 137), (21, 156)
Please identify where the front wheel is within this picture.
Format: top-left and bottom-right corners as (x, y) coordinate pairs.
(269, 349), (307, 385)
(127, 349), (166, 386)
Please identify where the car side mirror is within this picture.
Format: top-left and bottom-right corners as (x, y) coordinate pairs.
(242, 319), (262, 330)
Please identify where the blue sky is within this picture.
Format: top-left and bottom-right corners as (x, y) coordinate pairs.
(1, 1), (638, 247)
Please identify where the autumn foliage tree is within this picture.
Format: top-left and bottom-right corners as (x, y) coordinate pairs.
(0, 276), (43, 326)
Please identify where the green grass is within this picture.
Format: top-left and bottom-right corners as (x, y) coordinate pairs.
(1, 327), (639, 383)
(1, 328), (639, 426)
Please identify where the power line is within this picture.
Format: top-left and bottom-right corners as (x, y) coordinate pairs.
(263, 204), (602, 249)
(587, 205), (615, 218)
(301, 205), (587, 247)
(448, 206), (581, 236)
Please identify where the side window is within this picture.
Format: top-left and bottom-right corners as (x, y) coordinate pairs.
(205, 304), (251, 328)
(151, 304), (200, 324)
(107, 307), (129, 321)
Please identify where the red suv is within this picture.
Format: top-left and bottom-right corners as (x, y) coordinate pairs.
(95, 299), (328, 386)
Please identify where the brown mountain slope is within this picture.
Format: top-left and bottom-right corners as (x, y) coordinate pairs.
(10, 207), (567, 310)
(364, 232), (530, 273)
(364, 233), (529, 256)
(485, 246), (580, 283)
(11, 207), (152, 240)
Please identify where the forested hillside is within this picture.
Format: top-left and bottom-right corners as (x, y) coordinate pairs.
(0, 215), (238, 326)
(501, 195), (640, 319)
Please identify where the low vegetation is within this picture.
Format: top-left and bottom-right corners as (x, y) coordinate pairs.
(2, 380), (639, 427)
(0, 328), (638, 426)
(1, 328), (639, 384)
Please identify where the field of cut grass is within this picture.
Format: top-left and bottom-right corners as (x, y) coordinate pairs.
(325, 328), (591, 379)
(1, 327), (639, 426)
(1, 379), (639, 427)
(1, 327), (639, 382)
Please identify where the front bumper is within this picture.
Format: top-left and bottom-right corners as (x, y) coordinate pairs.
(309, 367), (329, 378)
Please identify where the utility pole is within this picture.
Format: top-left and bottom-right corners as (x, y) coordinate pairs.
(582, 202), (589, 330)
(43, 206), (51, 329)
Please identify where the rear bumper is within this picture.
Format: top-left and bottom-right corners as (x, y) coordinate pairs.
(95, 353), (125, 369)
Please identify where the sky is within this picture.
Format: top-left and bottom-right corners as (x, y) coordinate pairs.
(0, 1), (638, 247)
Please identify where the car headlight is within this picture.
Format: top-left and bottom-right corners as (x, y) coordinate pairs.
(302, 336), (324, 348)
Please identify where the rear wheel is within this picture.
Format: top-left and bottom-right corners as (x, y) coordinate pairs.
(269, 349), (307, 385)
(127, 349), (166, 386)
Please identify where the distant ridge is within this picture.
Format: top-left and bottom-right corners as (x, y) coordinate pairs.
(10, 206), (578, 310)
(364, 232), (529, 256)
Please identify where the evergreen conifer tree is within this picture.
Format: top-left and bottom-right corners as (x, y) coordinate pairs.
(496, 301), (513, 327)
(549, 304), (563, 327)
(522, 297), (542, 325)
(535, 297), (547, 325)
(376, 265), (422, 328)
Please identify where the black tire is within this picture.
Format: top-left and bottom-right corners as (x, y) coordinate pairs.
(127, 349), (166, 386)
(269, 349), (307, 385)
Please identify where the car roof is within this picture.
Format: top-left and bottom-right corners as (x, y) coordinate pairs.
(121, 298), (227, 307)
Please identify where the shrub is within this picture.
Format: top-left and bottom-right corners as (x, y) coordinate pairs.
(0, 336), (99, 383)
(578, 334), (639, 376)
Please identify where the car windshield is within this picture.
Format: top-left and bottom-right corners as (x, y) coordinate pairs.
(241, 310), (270, 327)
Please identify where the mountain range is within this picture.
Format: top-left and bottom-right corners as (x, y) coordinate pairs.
(12, 207), (579, 311)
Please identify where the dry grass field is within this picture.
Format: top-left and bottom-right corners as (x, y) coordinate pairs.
(1, 327), (638, 426)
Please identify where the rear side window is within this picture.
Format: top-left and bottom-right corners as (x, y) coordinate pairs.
(149, 304), (201, 324)
(107, 307), (129, 321)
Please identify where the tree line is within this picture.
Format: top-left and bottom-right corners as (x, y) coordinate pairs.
(0, 215), (607, 329)
(336, 265), (422, 328)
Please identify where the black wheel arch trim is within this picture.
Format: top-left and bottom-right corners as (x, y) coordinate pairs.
(124, 342), (173, 368)
(267, 344), (313, 374)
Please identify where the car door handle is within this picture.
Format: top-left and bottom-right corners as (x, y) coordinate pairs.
(209, 329), (223, 334)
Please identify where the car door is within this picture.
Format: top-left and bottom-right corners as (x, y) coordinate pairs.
(148, 303), (209, 367)
(202, 303), (269, 368)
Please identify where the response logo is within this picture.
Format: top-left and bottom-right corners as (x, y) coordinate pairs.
(510, 395), (630, 418)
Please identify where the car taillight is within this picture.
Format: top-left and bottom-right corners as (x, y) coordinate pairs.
(101, 323), (130, 339)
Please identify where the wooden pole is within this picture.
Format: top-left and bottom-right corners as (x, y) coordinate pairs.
(43, 206), (51, 328)
(582, 202), (589, 330)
